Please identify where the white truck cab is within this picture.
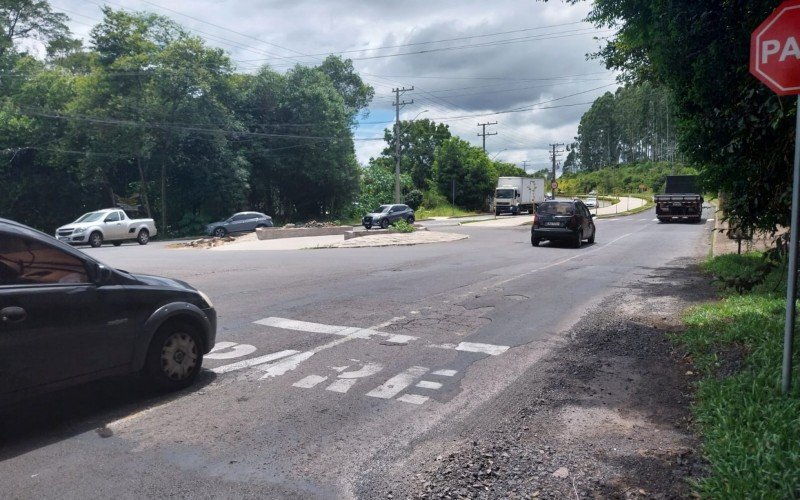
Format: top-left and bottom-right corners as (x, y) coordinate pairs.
(56, 209), (158, 247)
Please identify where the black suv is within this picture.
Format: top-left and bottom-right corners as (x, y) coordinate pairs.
(0, 218), (217, 406)
(531, 200), (596, 248)
(362, 204), (415, 230)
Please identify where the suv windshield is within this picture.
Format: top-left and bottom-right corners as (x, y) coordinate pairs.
(372, 205), (391, 213)
(74, 212), (104, 223)
(537, 202), (574, 216)
(495, 189), (515, 198)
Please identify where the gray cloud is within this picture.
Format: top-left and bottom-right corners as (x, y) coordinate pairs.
(56, 0), (617, 167)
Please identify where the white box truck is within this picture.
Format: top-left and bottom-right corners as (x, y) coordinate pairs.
(493, 177), (545, 215)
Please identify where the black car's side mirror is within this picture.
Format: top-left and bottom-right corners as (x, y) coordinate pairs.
(92, 263), (113, 285)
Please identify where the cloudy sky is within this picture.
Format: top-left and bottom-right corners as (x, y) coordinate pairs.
(53, 0), (619, 172)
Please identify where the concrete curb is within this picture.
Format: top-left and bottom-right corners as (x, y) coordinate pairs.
(256, 226), (353, 240)
(344, 226), (428, 240)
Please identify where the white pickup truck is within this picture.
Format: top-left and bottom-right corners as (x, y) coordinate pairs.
(55, 208), (157, 247)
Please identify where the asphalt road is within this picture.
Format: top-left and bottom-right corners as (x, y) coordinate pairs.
(0, 207), (715, 499)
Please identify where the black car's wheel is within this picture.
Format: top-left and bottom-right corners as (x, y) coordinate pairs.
(137, 229), (150, 245)
(112, 241), (122, 247)
(144, 321), (203, 392)
(364, 224), (372, 230)
(573, 229), (583, 248)
(407, 215), (415, 224)
(531, 235), (540, 247)
(380, 219), (389, 229)
(588, 228), (595, 244)
(89, 231), (103, 248)
(213, 227), (227, 238)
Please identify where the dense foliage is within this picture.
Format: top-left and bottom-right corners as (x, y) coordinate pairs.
(0, 3), (373, 233)
(559, 0), (797, 237)
(557, 161), (698, 196)
(569, 83), (677, 171)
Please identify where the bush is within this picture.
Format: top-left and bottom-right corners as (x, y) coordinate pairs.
(404, 189), (423, 210)
(390, 220), (415, 233)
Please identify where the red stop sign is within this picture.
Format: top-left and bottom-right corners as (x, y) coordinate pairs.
(751, 0), (800, 95)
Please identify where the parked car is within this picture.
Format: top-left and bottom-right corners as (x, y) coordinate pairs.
(531, 200), (596, 248)
(362, 204), (415, 230)
(1, 217), (217, 406)
(56, 208), (157, 248)
(584, 197), (598, 208)
(205, 212), (273, 237)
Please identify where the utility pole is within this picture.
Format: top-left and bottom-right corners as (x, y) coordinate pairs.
(521, 160), (529, 173)
(477, 121), (498, 152)
(393, 86), (414, 203)
(549, 143), (564, 198)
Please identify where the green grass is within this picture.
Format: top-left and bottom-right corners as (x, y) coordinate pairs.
(415, 206), (479, 219)
(673, 253), (800, 498)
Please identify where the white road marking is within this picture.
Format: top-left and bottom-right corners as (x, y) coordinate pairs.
(259, 351), (315, 379)
(293, 375), (328, 388)
(432, 369), (458, 377)
(206, 341), (257, 360)
(639, 218), (648, 221)
(254, 317), (416, 344)
(416, 381), (443, 389)
(706, 218), (715, 222)
(366, 366), (429, 399)
(427, 341), (509, 356)
(210, 350), (300, 374)
(652, 218), (659, 221)
(326, 379), (357, 393)
(397, 394), (429, 405)
(338, 362), (384, 379)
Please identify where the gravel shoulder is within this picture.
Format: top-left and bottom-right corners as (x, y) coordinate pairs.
(364, 256), (716, 499)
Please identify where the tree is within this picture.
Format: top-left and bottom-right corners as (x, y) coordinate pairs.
(381, 118), (452, 189)
(434, 138), (494, 210)
(559, 0), (796, 236)
(0, 0), (74, 58)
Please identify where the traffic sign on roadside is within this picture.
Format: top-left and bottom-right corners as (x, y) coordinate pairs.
(750, 0), (800, 95)
(550, 181), (558, 190)
(750, 0), (800, 394)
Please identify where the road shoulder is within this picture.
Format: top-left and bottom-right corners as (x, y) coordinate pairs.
(368, 257), (714, 498)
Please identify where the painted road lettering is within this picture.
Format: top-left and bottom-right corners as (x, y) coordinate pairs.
(206, 341), (257, 360)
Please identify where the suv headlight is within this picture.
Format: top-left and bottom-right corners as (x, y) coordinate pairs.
(74, 228), (86, 234)
(197, 290), (214, 308)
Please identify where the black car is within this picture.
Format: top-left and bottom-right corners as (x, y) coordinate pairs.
(205, 211), (273, 237)
(0, 218), (217, 406)
(531, 200), (596, 248)
(362, 204), (415, 230)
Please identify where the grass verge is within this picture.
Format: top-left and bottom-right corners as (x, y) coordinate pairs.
(415, 206), (480, 219)
(673, 252), (800, 498)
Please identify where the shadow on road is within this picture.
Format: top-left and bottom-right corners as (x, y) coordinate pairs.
(0, 370), (216, 460)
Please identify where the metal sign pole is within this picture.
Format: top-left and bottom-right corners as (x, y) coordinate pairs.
(782, 95), (800, 395)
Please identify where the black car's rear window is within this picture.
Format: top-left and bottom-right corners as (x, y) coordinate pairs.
(537, 202), (574, 216)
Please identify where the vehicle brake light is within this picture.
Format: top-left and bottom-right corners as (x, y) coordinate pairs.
(570, 214), (578, 228)
(532, 214), (539, 227)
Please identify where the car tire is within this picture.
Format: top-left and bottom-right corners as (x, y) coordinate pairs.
(89, 231), (103, 248)
(531, 235), (540, 247)
(144, 321), (203, 392)
(213, 227), (227, 238)
(380, 219), (389, 229)
(407, 215), (415, 224)
(137, 229), (150, 245)
(573, 230), (583, 248)
(112, 241), (122, 247)
(495, 210), (500, 216)
(588, 228), (595, 244)
(364, 224), (372, 230)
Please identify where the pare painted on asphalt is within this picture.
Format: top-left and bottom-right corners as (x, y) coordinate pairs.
(203, 317), (509, 405)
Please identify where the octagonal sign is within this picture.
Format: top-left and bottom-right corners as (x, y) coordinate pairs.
(751, 0), (800, 95)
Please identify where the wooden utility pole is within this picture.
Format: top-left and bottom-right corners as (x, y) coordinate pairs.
(477, 122), (498, 152)
(550, 143), (564, 198)
(393, 87), (414, 204)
